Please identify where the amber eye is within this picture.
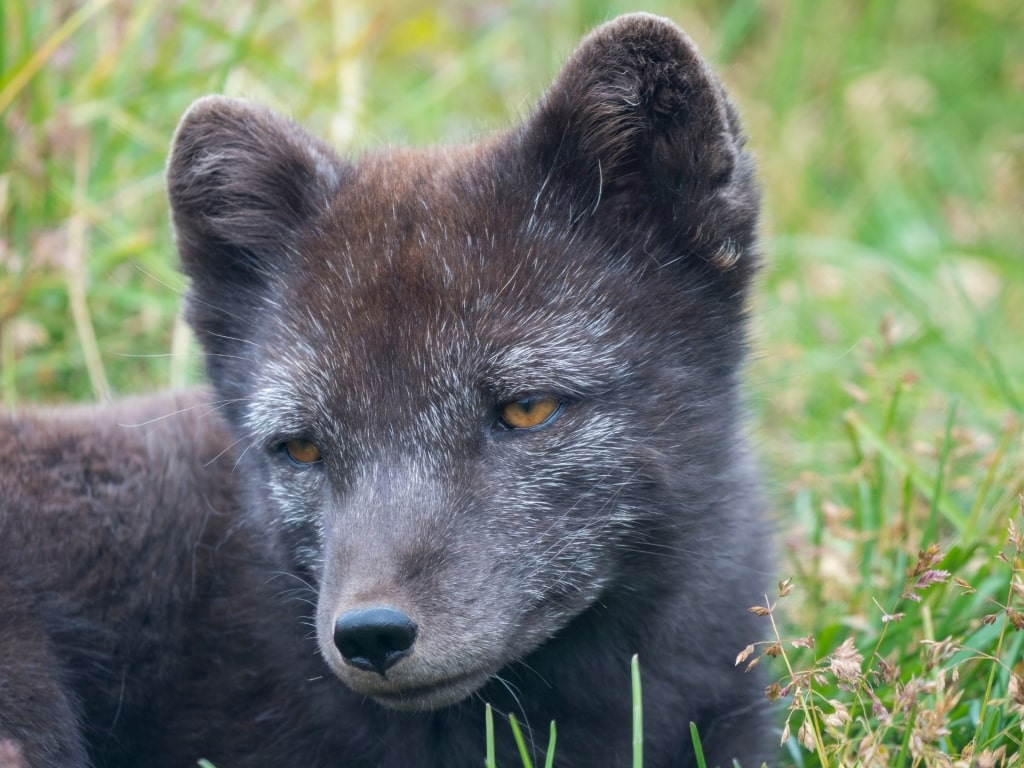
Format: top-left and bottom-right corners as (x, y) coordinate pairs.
(282, 438), (322, 466)
(498, 397), (561, 430)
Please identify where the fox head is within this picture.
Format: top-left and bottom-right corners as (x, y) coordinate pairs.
(167, 13), (761, 711)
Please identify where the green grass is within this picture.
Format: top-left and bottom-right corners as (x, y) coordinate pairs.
(3, 1), (1023, 765)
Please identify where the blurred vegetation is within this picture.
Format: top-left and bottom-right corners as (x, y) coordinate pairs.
(2, 1), (1023, 765)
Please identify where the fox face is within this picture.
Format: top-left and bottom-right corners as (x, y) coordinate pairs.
(168, 13), (761, 713)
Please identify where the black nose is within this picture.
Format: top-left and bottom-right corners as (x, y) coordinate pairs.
(333, 606), (418, 676)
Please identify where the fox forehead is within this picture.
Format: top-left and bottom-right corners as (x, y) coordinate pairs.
(252, 150), (644, 387)
(296, 145), (574, 286)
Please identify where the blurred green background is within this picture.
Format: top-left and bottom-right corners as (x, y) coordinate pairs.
(2, 1), (1023, 764)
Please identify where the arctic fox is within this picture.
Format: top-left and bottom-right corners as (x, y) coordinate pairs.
(0, 13), (774, 767)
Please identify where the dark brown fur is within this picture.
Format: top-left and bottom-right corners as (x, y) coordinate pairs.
(0, 392), (349, 766)
(1, 15), (775, 767)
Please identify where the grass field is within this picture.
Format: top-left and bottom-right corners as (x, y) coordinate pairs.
(2, 1), (1023, 765)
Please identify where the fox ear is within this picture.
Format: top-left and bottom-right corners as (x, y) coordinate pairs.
(522, 13), (759, 277)
(167, 95), (345, 291)
(167, 97), (346, 387)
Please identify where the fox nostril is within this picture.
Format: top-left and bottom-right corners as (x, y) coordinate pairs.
(333, 606), (418, 677)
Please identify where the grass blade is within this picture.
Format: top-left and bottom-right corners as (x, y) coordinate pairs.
(485, 704), (496, 768)
(543, 721), (556, 768)
(632, 654), (643, 768)
(508, 714), (534, 768)
(689, 722), (707, 768)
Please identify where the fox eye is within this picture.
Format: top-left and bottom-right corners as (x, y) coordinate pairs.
(281, 438), (322, 466)
(498, 397), (561, 430)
